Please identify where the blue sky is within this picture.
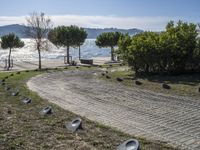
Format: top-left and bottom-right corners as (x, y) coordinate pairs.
(0, 0), (199, 31)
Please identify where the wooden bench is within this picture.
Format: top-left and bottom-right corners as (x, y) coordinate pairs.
(80, 59), (93, 65)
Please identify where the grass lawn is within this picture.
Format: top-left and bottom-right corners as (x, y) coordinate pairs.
(0, 67), (179, 150)
(100, 66), (200, 97)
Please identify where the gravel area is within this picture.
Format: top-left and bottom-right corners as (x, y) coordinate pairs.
(27, 70), (200, 150)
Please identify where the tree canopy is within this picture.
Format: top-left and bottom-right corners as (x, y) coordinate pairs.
(1, 33), (24, 69)
(96, 32), (122, 61)
(48, 25), (87, 63)
(77, 28), (87, 45)
(117, 21), (200, 75)
(116, 34), (132, 64)
(1, 33), (24, 49)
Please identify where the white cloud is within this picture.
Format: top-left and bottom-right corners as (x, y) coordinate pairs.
(0, 16), (25, 25)
(0, 14), (179, 31)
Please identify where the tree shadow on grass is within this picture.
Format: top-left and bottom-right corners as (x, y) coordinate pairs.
(134, 73), (200, 86)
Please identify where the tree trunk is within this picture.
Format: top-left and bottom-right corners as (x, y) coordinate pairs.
(67, 46), (70, 64)
(38, 48), (42, 69)
(79, 45), (81, 60)
(111, 46), (115, 61)
(8, 48), (12, 70)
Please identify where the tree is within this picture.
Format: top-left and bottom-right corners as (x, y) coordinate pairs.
(48, 25), (81, 64)
(76, 28), (87, 60)
(96, 32), (122, 61)
(160, 21), (198, 73)
(1, 33), (24, 70)
(128, 32), (160, 73)
(25, 12), (52, 69)
(117, 34), (131, 63)
(118, 21), (199, 75)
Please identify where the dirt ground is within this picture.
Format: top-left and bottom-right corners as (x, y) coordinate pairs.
(27, 70), (200, 150)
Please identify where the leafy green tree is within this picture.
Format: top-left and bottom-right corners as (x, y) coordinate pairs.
(158, 21), (197, 73)
(48, 25), (82, 64)
(1, 33), (24, 70)
(118, 21), (199, 75)
(128, 32), (160, 73)
(96, 32), (122, 61)
(117, 34), (131, 63)
(25, 12), (52, 69)
(192, 39), (200, 69)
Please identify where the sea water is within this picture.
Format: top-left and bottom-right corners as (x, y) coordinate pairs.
(0, 39), (111, 62)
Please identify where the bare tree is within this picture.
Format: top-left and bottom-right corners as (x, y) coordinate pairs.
(25, 12), (52, 69)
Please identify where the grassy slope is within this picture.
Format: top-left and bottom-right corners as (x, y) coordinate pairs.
(100, 66), (200, 97)
(0, 67), (178, 150)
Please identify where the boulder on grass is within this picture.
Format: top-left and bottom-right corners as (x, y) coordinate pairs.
(1, 82), (5, 86)
(162, 83), (171, 89)
(101, 73), (105, 76)
(5, 86), (11, 91)
(135, 80), (142, 85)
(106, 75), (111, 79)
(116, 77), (123, 82)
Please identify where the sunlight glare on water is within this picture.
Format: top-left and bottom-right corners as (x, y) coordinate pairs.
(0, 39), (110, 62)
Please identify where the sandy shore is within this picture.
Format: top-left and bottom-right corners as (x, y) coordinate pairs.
(0, 57), (111, 71)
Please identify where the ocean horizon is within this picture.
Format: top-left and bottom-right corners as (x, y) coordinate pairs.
(0, 38), (111, 62)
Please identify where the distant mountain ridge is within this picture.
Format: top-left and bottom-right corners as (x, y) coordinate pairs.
(0, 24), (28, 38)
(0, 24), (143, 39)
(84, 27), (143, 38)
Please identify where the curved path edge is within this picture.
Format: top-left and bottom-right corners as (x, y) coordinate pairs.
(27, 70), (200, 150)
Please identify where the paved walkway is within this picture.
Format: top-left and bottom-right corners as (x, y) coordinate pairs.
(27, 70), (200, 150)
(0, 60), (66, 71)
(0, 57), (110, 71)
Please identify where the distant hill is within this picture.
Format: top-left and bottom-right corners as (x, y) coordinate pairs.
(0, 24), (143, 39)
(0, 24), (29, 38)
(84, 28), (143, 38)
